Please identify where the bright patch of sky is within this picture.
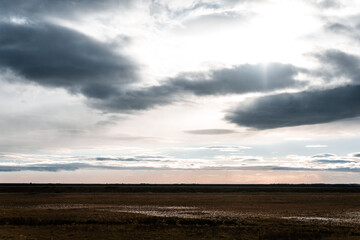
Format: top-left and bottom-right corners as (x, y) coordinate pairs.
(0, 0), (360, 182)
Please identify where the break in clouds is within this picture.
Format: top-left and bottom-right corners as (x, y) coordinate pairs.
(1, 0), (360, 129)
(0, 20), (303, 112)
(1, 0), (360, 181)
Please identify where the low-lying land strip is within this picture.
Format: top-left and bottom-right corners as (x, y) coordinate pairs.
(0, 184), (359, 239)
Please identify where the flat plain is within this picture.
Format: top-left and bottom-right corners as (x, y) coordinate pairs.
(0, 184), (360, 240)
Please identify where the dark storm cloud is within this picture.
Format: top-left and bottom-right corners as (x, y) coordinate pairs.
(92, 63), (304, 111)
(185, 129), (237, 135)
(0, 0), (132, 21)
(225, 49), (360, 129)
(0, 22), (138, 95)
(226, 85), (360, 129)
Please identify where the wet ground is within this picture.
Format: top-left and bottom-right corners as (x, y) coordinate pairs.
(1, 190), (360, 239)
(27, 203), (360, 225)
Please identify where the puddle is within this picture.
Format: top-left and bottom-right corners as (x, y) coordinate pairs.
(33, 204), (235, 219)
(283, 216), (342, 222)
(29, 204), (360, 224)
(105, 205), (224, 219)
(282, 215), (360, 224)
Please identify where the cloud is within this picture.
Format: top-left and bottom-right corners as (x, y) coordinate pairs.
(327, 23), (351, 33)
(185, 129), (237, 135)
(184, 145), (251, 153)
(226, 85), (360, 129)
(1, 163), (360, 173)
(0, 22), (138, 96)
(89, 85), (179, 112)
(314, 50), (360, 83)
(350, 153), (360, 158)
(3, 1), (356, 127)
(0, 1), (304, 115)
(0, 163), (157, 172)
(0, 163), (90, 172)
(169, 63), (303, 96)
(314, 159), (355, 164)
(306, 145), (328, 148)
(93, 63), (304, 112)
(224, 50), (360, 129)
(1, 151), (360, 172)
(94, 156), (168, 162)
(234, 158), (259, 162)
(312, 0), (341, 8)
(179, 10), (250, 33)
(326, 19), (360, 42)
(0, 0), (132, 21)
(206, 145), (251, 151)
(270, 167), (360, 172)
(311, 153), (336, 158)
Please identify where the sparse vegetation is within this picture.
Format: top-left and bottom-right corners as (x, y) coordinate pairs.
(0, 185), (359, 239)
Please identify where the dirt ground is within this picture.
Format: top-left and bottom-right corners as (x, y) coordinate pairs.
(0, 191), (359, 239)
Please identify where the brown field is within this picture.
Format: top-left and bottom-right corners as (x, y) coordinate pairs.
(0, 185), (360, 239)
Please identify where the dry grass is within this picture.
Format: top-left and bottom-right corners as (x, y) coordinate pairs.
(0, 191), (359, 239)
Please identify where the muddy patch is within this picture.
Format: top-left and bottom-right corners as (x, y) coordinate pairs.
(108, 205), (231, 219)
(282, 213), (360, 224)
(30, 204), (360, 224)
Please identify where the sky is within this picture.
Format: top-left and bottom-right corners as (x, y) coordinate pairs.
(1, 0), (360, 183)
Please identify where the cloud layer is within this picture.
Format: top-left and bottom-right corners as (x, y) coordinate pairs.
(92, 63), (304, 111)
(1, 152), (359, 172)
(0, 22), (303, 112)
(3, 15), (359, 130)
(3, 0), (359, 131)
(226, 50), (360, 129)
(226, 85), (360, 129)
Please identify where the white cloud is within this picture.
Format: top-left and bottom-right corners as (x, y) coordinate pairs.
(306, 145), (328, 148)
